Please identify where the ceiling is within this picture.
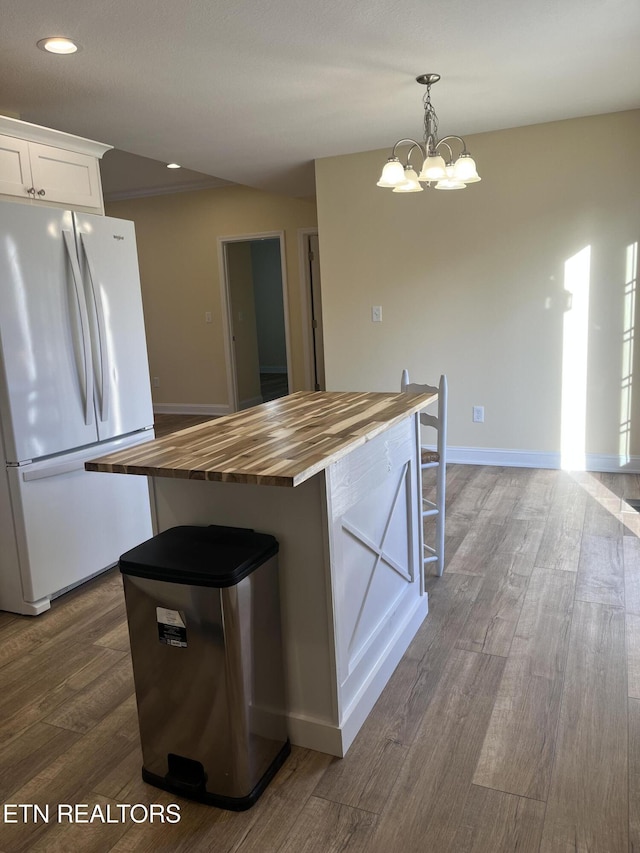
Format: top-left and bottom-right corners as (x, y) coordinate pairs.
(1, 0), (639, 199)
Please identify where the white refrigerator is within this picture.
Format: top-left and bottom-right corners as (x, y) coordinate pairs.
(0, 200), (155, 615)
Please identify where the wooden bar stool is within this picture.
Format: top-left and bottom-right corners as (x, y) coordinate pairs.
(401, 370), (448, 577)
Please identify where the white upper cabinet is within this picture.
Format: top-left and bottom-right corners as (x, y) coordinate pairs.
(0, 116), (112, 213)
(28, 142), (102, 209)
(0, 135), (32, 196)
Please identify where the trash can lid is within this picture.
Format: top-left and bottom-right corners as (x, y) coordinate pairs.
(119, 525), (279, 588)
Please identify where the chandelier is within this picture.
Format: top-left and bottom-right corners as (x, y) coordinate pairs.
(377, 74), (481, 192)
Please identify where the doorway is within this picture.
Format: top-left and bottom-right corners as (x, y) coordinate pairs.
(219, 233), (291, 411)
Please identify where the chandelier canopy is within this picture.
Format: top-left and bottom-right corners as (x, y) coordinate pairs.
(377, 74), (481, 193)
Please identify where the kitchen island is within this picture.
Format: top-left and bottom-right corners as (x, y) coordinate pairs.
(86, 390), (435, 756)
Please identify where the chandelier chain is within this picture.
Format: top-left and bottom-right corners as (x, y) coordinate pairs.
(422, 84), (439, 150)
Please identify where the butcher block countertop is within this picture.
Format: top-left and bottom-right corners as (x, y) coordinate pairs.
(85, 390), (436, 488)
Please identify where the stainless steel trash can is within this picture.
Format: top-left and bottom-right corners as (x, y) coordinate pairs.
(119, 524), (290, 811)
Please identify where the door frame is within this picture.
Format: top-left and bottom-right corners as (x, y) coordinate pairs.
(217, 231), (292, 412)
(298, 228), (325, 390)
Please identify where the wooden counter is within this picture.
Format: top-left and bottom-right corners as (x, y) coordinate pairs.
(85, 390), (436, 487)
(87, 391), (435, 757)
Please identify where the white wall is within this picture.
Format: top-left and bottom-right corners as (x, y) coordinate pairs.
(315, 110), (640, 470)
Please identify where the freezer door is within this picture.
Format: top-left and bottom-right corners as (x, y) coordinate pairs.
(0, 201), (99, 463)
(7, 439), (153, 612)
(74, 212), (153, 441)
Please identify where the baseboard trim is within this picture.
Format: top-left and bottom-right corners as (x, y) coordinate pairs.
(444, 445), (640, 473)
(286, 595), (429, 758)
(285, 714), (344, 758)
(153, 403), (231, 416)
(338, 594), (429, 756)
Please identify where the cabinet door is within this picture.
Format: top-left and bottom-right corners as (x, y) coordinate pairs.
(0, 134), (33, 199)
(28, 141), (103, 209)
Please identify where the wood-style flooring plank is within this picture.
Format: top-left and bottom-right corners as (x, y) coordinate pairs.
(0, 696), (141, 853)
(369, 648), (505, 853)
(0, 570), (124, 670)
(0, 721), (81, 802)
(0, 643), (124, 749)
(445, 522), (508, 575)
(312, 732), (407, 815)
(583, 494), (624, 538)
(25, 794), (133, 853)
(473, 567), (575, 800)
(547, 472), (588, 530)
(497, 518), (545, 558)
(44, 653), (134, 733)
(0, 611), (17, 630)
(625, 535), (640, 614)
(108, 747), (333, 853)
(534, 516), (583, 572)
(94, 619), (132, 653)
(90, 745), (144, 801)
(599, 470), (640, 498)
(372, 572), (483, 747)
(0, 646), (122, 745)
(473, 468), (531, 523)
(450, 784), (545, 853)
(230, 749), (334, 853)
(446, 518), (542, 578)
(628, 613), (640, 699)
(276, 797), (377, 853)
(153, 413), (216, 438)
(510, 469), (555, 522)
(455, 550), (531, 657)
(312, 571), (483, 813)
(445, 482), (495, 522)
(622, 505), (640, 538)
(539, 600), (628, 853)
(629, 697), (640, 852)
(575, 532), (624, 607)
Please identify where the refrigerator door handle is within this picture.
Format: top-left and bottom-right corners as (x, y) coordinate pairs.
(62, 230), (94, 426)
(80, 232), (110, 423)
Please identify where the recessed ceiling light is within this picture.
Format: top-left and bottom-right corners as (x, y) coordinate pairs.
(166, 163), (181, 169)
(37, 37), (80, 55)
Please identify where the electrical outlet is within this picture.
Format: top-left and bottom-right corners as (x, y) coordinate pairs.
(205, 311), (212, 323)
(473, 405), (484, 423)
(153, 377), (160, 388)
(372, 305), (382, 322)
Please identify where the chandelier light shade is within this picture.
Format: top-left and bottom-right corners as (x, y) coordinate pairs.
(377, 73), (481, 194)
(376, 158), (405, 187)
(393, 165), (423, 192)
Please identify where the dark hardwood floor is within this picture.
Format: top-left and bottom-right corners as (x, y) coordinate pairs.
(153, 413), (216, 438)
(1, 461), (639, 851)
(259, 372), (289, 403)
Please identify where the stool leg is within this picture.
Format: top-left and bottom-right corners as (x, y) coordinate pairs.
(435, 462), (446, 577)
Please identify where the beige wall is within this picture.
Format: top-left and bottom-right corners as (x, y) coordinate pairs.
(315, 110), (640, 467)
(106, 185), (317, 410)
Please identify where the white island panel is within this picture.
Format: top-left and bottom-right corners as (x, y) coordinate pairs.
(151, 414), (427, 756)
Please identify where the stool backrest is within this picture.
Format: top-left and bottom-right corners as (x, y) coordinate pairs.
(401, 370), (447, 453)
